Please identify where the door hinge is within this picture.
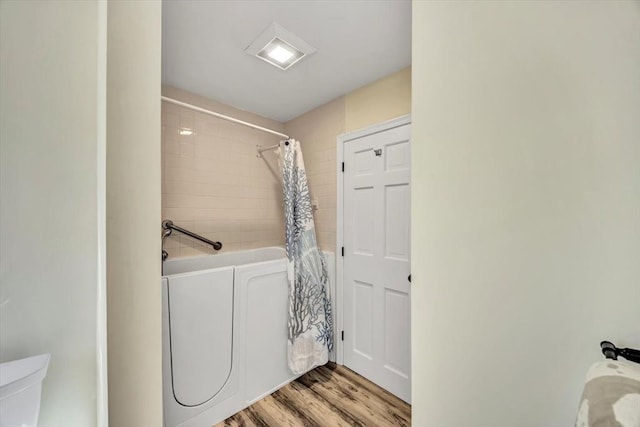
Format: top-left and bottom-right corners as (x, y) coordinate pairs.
(341, 162), (344, 172)
(341, 331), (344, 341)
(341, 246), (344, 257)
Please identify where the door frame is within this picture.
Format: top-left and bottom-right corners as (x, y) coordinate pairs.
(335, 114), (411, 365)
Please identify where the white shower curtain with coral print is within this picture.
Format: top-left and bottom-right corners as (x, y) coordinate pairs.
(280, 139), (333, 374)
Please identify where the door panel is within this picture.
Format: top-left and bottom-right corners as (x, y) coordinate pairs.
(384, 184), (410, 260)
(354, 280), (374, 359)
(168, 267), (234, 407)
(353, 187), (375, 255)
(383, 288), (411, 378)
(385, 140), (410, 172)
(343, 123), (411, 403)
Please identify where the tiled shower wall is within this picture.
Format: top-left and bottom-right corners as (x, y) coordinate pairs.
(162, 86), (285, 257)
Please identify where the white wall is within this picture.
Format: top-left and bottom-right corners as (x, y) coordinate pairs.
(0, 1), (104, 425)
(106, 1), (163, 425)
(412, 1), (640, 426)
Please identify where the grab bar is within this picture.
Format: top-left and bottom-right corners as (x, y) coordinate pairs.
(162, 219), (222, 260)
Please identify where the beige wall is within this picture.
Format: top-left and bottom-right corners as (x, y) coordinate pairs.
(284, 97), (346, 251)
(106, 2), (162, 426)
(345, 67), (411, 132)
(0, 2), (103, 425)
(161, 86), (285, 257)
(412, 1), (640, 426)
(284, 67), (411, 251)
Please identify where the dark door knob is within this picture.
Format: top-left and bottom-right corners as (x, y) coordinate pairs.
(408, 274), (411, 283)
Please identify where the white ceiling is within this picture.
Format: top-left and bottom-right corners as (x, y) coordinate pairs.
(162, 0), (411, 123)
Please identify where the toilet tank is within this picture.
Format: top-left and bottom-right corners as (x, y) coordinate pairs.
(0, 353), (50, 427)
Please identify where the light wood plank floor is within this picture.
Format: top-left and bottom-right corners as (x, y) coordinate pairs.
(216, 363), (411, 427)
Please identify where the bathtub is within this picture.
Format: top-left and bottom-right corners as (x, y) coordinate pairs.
(162, 246), (335, 427)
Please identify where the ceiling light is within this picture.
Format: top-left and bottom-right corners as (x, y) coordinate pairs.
(256, 38), (304, 70)
(267, 44), (294, 64)
(245, 23), (316, 71)
(179, 128), (193, 136)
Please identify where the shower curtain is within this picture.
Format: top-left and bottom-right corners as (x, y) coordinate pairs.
(280, 139), (333, 374)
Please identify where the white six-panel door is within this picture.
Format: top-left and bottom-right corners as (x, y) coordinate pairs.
(342, 122), (411, 403)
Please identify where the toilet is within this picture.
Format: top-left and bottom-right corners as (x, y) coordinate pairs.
(0, 354), (50, 427)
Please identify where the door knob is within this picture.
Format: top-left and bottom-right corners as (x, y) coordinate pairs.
(408, 274), (411, 283)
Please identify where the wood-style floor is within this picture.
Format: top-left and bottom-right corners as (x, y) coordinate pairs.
(216, 363), (411, 427)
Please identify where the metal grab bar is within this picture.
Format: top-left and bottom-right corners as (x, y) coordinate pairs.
(162, 219), (222, 260)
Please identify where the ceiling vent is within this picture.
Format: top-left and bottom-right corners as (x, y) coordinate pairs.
(245, 22), (316, 71)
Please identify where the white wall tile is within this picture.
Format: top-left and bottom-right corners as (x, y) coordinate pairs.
(162, 89), (285, 258)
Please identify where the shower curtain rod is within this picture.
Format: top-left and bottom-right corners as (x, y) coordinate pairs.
(161, 96), (290, 139)
(256, 143), (281, 154)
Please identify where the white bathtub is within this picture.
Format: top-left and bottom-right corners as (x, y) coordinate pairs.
(162, 247), (335, 427)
